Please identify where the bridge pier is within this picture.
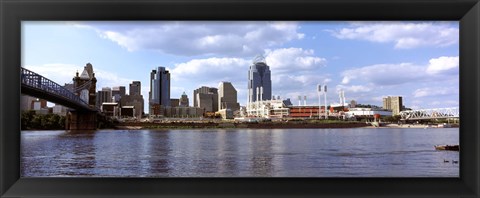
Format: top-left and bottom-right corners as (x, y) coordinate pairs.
(66, 111), (97, 130)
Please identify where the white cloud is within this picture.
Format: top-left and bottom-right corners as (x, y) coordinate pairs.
(426, 56), (459, 75)
(412, 87), (458, 98)
(338, 55), (459, 108)
(341, 63), (425, 86)
(340, 56), (459, 87)
(24, 63), (78, 86)
(329, 22), (458, 49)
(336, 84), (373, 93)
(171, 57), (250, 84)
(75, 21), (304, 56)
(272, 74), (320, 90)
(265, 48), (326, 73)
(24, 63), (134, 91)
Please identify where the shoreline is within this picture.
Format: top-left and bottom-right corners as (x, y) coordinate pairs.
(113, 122), (459, 130)
(22, 122), (459, 131)
(115, 122), (369, 130)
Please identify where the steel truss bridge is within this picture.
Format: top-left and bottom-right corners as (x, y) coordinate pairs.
(399, 107), (459, 120)
(21, 67), (93, 111)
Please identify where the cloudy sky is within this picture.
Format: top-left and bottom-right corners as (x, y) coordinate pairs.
(22, 21), (459, 112)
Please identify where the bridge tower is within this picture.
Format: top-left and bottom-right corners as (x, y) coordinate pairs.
(73, 63), (97, 108)
(66, 63), (98, 130)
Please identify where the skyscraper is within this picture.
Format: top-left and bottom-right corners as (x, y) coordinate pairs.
(248, 55), (272, 103)
(112, 86), (126, 102)
(129, 81), (141, 96)
(96, 87), (112, 108)
(193, 86), (218, 112)
(149, 67), (171, 114)
(218, 81), (240, 111)
(383, 96), (403, 115)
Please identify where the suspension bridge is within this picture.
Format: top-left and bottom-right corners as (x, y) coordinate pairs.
(21, 64), (100, 130)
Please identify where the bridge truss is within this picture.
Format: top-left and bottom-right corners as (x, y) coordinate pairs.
(399, 107), (459, 120)
(21, 67), (91, 110)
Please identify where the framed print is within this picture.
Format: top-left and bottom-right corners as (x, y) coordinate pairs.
(1, 0), (479, 197)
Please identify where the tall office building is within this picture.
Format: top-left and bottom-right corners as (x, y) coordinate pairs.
(96, 87), (113, 108)
(112, 86), (126, 102)
(149, 67), (171, 114)
(193, 86), (218, 112)
(180, 92), (189, 107)
(248, 55), (272, 103)
(129, 81), (141, 96)
(218, 81), (240, 111)
(383, 96), (403, 115)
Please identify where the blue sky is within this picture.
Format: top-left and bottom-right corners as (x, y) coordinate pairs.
(22, 21), (459, 112)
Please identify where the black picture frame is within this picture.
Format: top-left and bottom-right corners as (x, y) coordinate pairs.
(1, 0), (479, 197)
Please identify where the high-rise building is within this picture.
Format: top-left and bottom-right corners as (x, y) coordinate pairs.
(112, 86), (126, 102)
(218, 81), (240, 111)
(248, 55), (272, 104)
(383, 96), (403, 115)
(129, 81), (141, 96)
(96, 87), (112, 108)
(120, 94), (144, 118)
(180, 92), (189, 107)
(193, 86), (218, 112)
(193, 86), (217, 107)
(149, 67), (171, 114)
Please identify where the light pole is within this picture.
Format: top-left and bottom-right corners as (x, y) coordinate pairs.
(317, 84), (322, 119)
(324, 85), (328, 120)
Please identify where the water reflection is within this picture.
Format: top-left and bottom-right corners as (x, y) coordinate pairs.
(21, 128), (459, 177)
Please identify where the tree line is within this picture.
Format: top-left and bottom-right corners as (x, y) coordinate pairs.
(21, 110), (65, 130)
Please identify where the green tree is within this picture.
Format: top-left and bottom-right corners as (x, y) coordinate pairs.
(21, 110), (35, 130)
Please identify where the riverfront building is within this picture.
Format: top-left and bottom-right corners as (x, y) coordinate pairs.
(248, 55), (272, 103)
(345, 107), (393, 119)
(218, 81), (240, 112)
(179, 92), (189, 107)
(247, 99), (290, 118)
(112, 86), (126, 102)
(96, 87), (112, 108)
(129, 81), (141, 96)
(170, 99), (180, 107)
(383, 96), (403, 115)
(193, 86), (218, 112)
(149, 67), (171, 115)
(120, 94), (144, 118)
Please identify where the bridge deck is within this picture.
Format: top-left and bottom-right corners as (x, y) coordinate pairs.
(21, 67), (94, 112)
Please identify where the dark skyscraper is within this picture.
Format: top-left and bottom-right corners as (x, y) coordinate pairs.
(248, 55), (272, 103)
(149, 67), (171, 114)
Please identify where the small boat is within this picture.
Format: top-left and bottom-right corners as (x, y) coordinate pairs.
(435, 145), (460, 151)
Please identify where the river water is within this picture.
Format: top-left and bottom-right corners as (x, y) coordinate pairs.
(21, 128), (459, 177)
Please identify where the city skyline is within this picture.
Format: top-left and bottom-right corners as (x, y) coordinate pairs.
(23, 21), (459, 113)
